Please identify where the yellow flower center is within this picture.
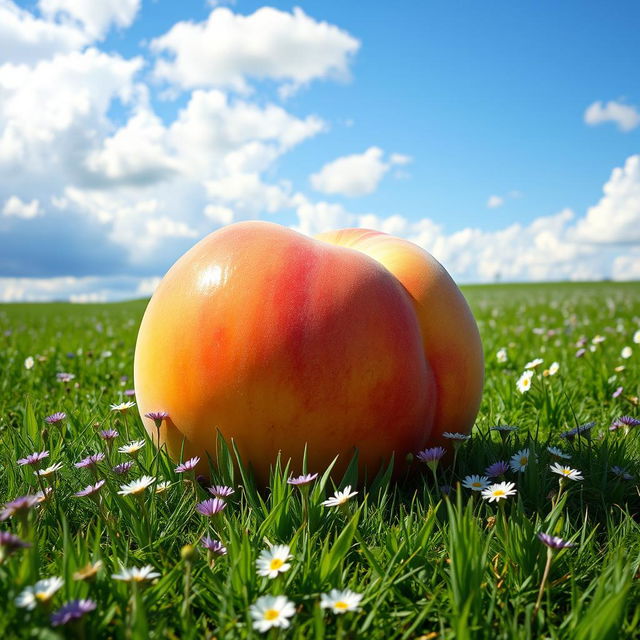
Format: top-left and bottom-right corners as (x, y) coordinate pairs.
(494, 490), (505, 497)
(334, 601), (349, 610)
(269, 558), (284, 571)
(562, 469), (570, 475)
(264, 609), (279, 621)
(520, 457), (528, 465)
(36, 592), (48, 601)
(472, 482), (481, 488)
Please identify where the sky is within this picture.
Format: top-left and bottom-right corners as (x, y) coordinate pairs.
(1, 0), (639, 302)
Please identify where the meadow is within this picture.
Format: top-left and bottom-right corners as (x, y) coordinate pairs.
(1, 281), (639, 639)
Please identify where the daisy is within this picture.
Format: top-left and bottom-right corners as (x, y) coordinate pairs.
(15, 577), (64, 609)
(17, 450), (49, 467)
(112, 565), (160, 582)
(544, 362), (560, 377)
(485, 460), (510, 477)
(208, 485), (235, 498)
(24, 356), (34, 370)
(547, 446), (571, 460)
(155, 481), (172, 494)
(110, 401), (136, 413)
(99, 429), (119, 440)
(610, 466), (634, 480)
(0, 531), (31, 560)
(491, 425), (518, 434)
(175, 456), (200, 473)
(73, 561), (103, 581)
(74, 480), (106, 498)
(145, 411), (169, 428)
(516, 370), (534, 393)
(320, 588), (363, 614)
(609, 416), (640, 433)
(496, 347), (508, 363)
(634, 329), (640, 344)
(56, 372), (75, 383)
(287, 473), (319, 486)
(525, 358), (544, 369)
(75, 453), (105, 469)
(0, 494), (40, 521)
(117, 476), (155, 496)
(195, 497), (227, 517)
(201, 536), (227, 555)
(321, 486), (358, 508)
(549, 463), (583, 481)
(462, 475), (491, 491)
(510, 448), (530, 472)
(250, 595), (296, 633)
(592, 335), (606, 344)
(113, 461), (134, 475)
(51, 599), (96, 626)
(256, 544), (292, 578)
(118, 440), (145, 456)
(560, 421), (595, 440)
(416, 446), (446, 471)
(443, 432), (471, 441)
(44, 412), (66, 425)
(537, 532), (576, 549)
(612, 386), (624, 398)
(35, 462), (64, 477)
(621, 346), (632, 359)
(575, 348), (586, 358)
(481, 481), (517, 503)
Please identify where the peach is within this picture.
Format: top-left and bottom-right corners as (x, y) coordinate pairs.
(134, 221), (483, 483)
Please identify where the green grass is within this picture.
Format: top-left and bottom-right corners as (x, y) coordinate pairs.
(1, 281), (640, 639)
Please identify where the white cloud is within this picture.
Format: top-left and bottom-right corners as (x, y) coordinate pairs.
(310, 147), (404, 197)
(573, 154), (640, 243)
(611, 251), (640, 281)
(150, 6), (359, 93)
(487, 195), (504, 208)
(584, 100), (640, 132)
(2, 195), (42, 219)
(38, 0), (141, 40)
(389, 153), (412, 166)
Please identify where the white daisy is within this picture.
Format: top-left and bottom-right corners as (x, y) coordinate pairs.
(525, 358), (544, 369)
(592, 335), (606, 344)
(321, 486), (358, 508)
(118, 440), (146, 456)
(621, 346), (632, 359)
(481, 482), (517, 503)
(550, 463), (583, 481)
(634, 330), (640, 344)
(24, 356), (34, 370)
(462, 475), (491, 491)
(546, 446), (571, 460)
(547, 362), (560, 376)
(112, 565), (160, 582)
(256, 545), (292, 579)
(250, 595), (296, 633)
(155, 481), (172, 494)
(510, 448), (530, 472)
(496, 348), (508, 363)
(34, 462), (64, 477)
(320, 588), (363, 614)
(516, 370), (534, 393)
(110, 401), (137, 413)
(117, 475), (156, 496)
(443, 432), (471, 441)
(15, 577), (64, 609)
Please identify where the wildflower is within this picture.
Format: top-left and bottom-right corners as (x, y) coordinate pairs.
(250, 595), (296, 633)
(544, 362), (560, 377)
(575, 348), (586, 358)
(118, 440), (145, 456)
(634, 329), (640, 344)
(0, 494), (40, 521)
(610, 465), (634, 480)
(491, 425), (518, 434)
(416, 446), (446, 471)
(256, 545), (292, 578)
(35, 462), (64, 477)
(113, 461), (134, 475)
(516, 370), (534, 393)
(609, 415), (640, 432)
(0, 531), (31, 560)
(24, 356), (34, 370)
(110, 401), (136, 413)
(320, 588), (363, 614)
(496, 347), (508, 363)
(124, 389), (136, 397)
(443, 432), (471, 441)
(525, 358), (544, 369)
(112, 565), (160, 582)
(208, 485), (235, 498)
(560, 421), (595, 440)
(17, 450), (49, 467)
(117, 476), (156, 496)
(175, 456), (200, 473)
(155, 481), (172, 494)
(462, 475), (491, 491)
(75, 453), (105, 469)
(51, 599), (97, 626)
(99, 429), (119, 440)
(510, 448), (530, 472)
(73, 561), (103, 581)
(74, 480), (106, 498)
(287, 473), (319, 486)
(36, 487), (53, 503)
(481, 481), (517, 503)
(485, 460), (510, 477)
(621, 346), (632, 359)
(195, 497), (227, 517)
(201, 536), (227, 555)
(547, 446), (571, 459)
(537, 532), (576, 549)
(56, 372), (75, 383)
(321, 486), (358, 508)
(612, 386), (624, 398)
(15, 577), (64, 609)
(550, 463), (583, 481)
(145, 411), (169, 428)
(592, 335), (606, 344)
(44, 412), (66, 425)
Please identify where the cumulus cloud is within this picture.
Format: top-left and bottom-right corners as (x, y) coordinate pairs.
(487, 195), (504, 208)
(584, 100), (640, 132)
(310, 147), (408, 197)
(150, 6), (360, 93)
(2, 196), (42, 219)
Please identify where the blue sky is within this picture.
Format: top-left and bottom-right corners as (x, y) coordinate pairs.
(1, 0), (639, 300)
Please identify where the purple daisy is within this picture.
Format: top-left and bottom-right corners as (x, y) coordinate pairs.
(208, 485), (235, 498)
(0, 531), (31, 558)
(287, 473), (319, 486)
(195, 498), (227, 517)
(416, 446), (446, 464)
(560, 421), (595, 440)
(537, 532), (576, 550)
(612, 386), (624, 399)
(0, 494), (40, 521)
(610, 465), (634, 480)
(609, 416), (640, 432)
(56, 372), (75, 383)
(51, 599), (96, 626)
(17, 450), (49, 467)
(75, 453), (105, 469)
(485, 460), (510, 477)
(201, 536), (227, 555)
(124, 389), (136, 397)
(74, 480), (106, 498)
(175, 456), (200, 474)
(44, 412), (66, 425)
(112, 461), (134, 475)
(99, 429), (119, 440)
(145, 411), (169, 428)
(575, 348), (586, 358)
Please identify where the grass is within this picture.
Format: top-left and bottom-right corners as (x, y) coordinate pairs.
(0, 281), (639, 639)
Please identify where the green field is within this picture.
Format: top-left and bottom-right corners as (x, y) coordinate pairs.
(1, 282), (639, 639)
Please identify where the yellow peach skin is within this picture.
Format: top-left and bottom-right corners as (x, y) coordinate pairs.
(134, 221), (483, 483)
